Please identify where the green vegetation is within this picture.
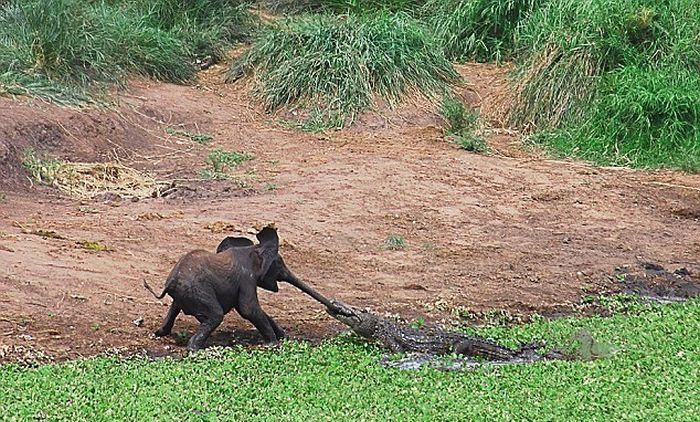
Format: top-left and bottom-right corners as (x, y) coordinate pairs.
(530, 65), (700, 171)
(2, 0), (696, 170)
(509, 0), (700, 170)
(425, 0), (540, 61)
(0, 0), (256, 103)
(259, 0), (426, 14)
(230, 13), (460, 129)
(21, 148), (62, 185)
(320, 0), (428, 14)
(165, 126), (213, 144)
(383, 234), (407, 250)
(128, 0), (258, 62)
(2, 299), (698, 419)
(200, 148), (253, 179)
(440, 96), (488, 153)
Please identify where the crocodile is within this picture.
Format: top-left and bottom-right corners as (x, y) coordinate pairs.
(326, 299), (568, 362)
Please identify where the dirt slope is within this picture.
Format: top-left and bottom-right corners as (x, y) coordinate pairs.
(1, 65), (699, 361)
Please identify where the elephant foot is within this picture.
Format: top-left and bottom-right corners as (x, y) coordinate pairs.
(186, 340), (205, 352)
(262, 339), (281, 348)
(186, 336), (207, 352)
(154, 328), (170, 337)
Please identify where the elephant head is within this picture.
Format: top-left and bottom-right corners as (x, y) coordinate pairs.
(215, 226), (285, 293)
(216, 227), (340, 310)
(254, 226), (283, 292)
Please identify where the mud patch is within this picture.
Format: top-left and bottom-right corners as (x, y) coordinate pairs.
(616, 262), (700, 303)
(159, 181), (258, 200)
(671, 207), (700, 220)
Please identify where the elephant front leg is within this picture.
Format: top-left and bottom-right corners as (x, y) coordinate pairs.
(239, 306), (279, 343)
(266, 313), (285, 340)
(187, 308), (224, 352)
(154, 302), (181, 337)
(237, 288), (279, 343)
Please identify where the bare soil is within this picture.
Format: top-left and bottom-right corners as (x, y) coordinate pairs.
(1, 64), (699, 362)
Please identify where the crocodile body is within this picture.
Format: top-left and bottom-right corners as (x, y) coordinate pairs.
(280, 276), (568, 363)
(327, 300), (565, 362)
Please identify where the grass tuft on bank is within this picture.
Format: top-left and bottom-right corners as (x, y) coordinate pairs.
(0, 0), (257, 104)
(228, 12), (460, 129)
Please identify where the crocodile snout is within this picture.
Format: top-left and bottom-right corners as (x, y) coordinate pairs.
(326, 299), (359, 318)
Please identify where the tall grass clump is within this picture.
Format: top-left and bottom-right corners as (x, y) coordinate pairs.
(0, 0), (190, 86)
(510, 0), (700, 170)
(126, 0), (258, 62)
(0, 0), (257, 104)
(425, 0), (542, 62)
(319, 0), (428, 14)
(534, 66), (700, 171)
(230, 13), (460, 129)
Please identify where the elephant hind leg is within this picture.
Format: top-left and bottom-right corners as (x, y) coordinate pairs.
(154, 301), (181, 337)
(187, 307), (224, 352)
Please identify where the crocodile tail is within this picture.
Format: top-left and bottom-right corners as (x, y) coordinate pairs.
(454, 338), (517, 361)
(540, 348), (573, 361)
(515, 343), (573, 361)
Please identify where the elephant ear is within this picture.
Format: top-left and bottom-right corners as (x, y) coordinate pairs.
(216, 236), (254, 253)
(255, 227), (280, 292)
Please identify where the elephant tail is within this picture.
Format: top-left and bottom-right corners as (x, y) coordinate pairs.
(143, 279), (168, 299)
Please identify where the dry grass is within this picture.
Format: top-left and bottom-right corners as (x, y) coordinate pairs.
(51, 162), (162, 199)
(22, 150), (164, 199)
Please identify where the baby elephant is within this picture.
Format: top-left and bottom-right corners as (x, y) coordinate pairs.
(145, 226), (303, 351)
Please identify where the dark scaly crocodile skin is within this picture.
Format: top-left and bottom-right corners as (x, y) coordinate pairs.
(329, 304), (547, 361)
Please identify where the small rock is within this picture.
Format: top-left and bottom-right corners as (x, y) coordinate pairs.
(132, 317), (144, 327)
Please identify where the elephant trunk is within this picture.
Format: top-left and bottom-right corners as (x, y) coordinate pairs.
(282, 272), (335, 309)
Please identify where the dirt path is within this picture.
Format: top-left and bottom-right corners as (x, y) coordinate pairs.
(1, 65), (699, 361)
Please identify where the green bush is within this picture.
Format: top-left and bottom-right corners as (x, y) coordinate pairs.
(510, 0), (700, 128)
(425, 0), (542, 62)
(0, 0), (190, 85)
(230, 13), (460, 129)
(440, 96), (488, 153)
(127, 0), (258, 61)
(509, 0), (700, 170)
(0, 0), (257, 103)
(535, 66), (700, 171)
